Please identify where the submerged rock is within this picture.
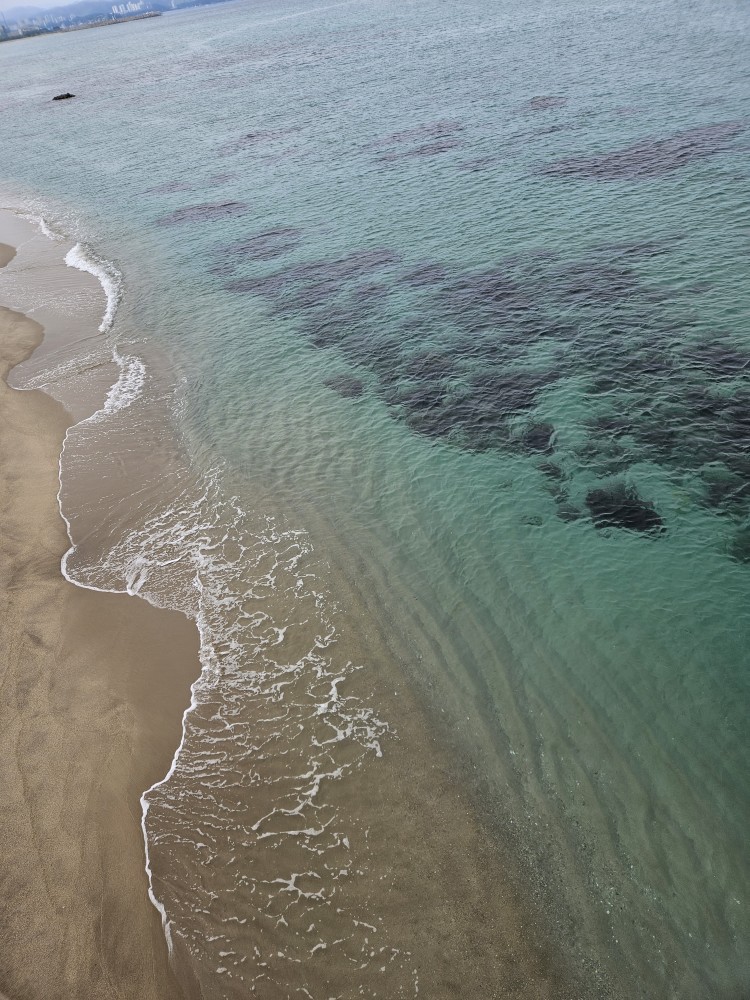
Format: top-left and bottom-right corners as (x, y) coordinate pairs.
(586, 482), (665, 534)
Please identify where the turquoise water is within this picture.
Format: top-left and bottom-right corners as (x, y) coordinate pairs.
(1, 0), (749, 995)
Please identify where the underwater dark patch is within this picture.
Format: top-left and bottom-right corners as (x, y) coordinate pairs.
(513, 422), (556, 454)
(682, 340), (750, 379)
(400, 262), (452, 288)
(220, 227), (302, 262)
(324, 374), (365, 398)
(470, 369), (558, 416)
(156, 201), (249, 226)
(225, 248), (400, 297)
(729, 525), (750, 563)
(523, 96), (568, 112)
(539, 120), (745, 180)
(586, 483), (665, 534)
(539, 461), (565, 480)
(222, 236), (750, 539)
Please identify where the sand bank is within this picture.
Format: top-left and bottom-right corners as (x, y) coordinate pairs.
(0, 282), (197, 995)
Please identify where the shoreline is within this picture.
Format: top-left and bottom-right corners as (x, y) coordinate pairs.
(0, 233), (197, 999)
(0, 213), (601, 998)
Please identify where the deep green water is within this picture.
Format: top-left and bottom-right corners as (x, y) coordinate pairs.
(1, 0), (749, 996)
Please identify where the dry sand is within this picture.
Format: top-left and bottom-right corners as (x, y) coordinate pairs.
(0, 297), (198, 996)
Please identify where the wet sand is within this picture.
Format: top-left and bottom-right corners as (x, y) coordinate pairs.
(0, 284), (198, 994)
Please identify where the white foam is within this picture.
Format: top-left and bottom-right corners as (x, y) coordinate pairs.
(37, 216), (59, 241)
(101, 348), (145, 417)
(58, 347), (146, 585)
(64, 242), (121, 333)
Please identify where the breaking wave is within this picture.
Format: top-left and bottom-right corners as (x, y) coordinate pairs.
(64, 242), (121, 333)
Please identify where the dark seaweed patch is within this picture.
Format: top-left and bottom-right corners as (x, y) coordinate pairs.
(156, 201), (248, 226)
(223, 235), (750, 542)
(470, 369), (557, 415)
(514, 422), (556, 454)
(539, 461), (564, 480)
(586, 483), (665, 534)
(539, 120), (745, 180)
(682, 340), (750, 379)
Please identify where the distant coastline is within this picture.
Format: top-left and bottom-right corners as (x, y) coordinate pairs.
(0, 0), (230, 42)
(0, 10), (162, 42)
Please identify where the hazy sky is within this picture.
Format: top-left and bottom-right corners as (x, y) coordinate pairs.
(0, 0), (71, 12)
(1, 2), (51, 11)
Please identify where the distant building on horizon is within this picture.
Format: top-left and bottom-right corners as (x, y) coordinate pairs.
(111, 0), (144, 14)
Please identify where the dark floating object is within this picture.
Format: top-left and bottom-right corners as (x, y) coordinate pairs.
(52, 92), (75, 101)
(539, 120), (745, 180)
(586, 483), (665, 534)
(156, 201), (248, 226)
(324, 374), (365, 399)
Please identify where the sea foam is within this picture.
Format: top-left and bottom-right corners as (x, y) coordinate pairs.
(65, 242), (121, 333)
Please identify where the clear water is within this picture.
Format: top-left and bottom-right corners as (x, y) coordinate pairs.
(1, 0), (749, 996)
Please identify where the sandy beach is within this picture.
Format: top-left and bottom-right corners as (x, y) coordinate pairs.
(0, 248), (198, 998)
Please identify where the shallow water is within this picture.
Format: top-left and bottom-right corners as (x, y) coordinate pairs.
(1, 0), (749, 995)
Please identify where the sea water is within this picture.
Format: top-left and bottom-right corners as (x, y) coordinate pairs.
(1, 0), (748, 995)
